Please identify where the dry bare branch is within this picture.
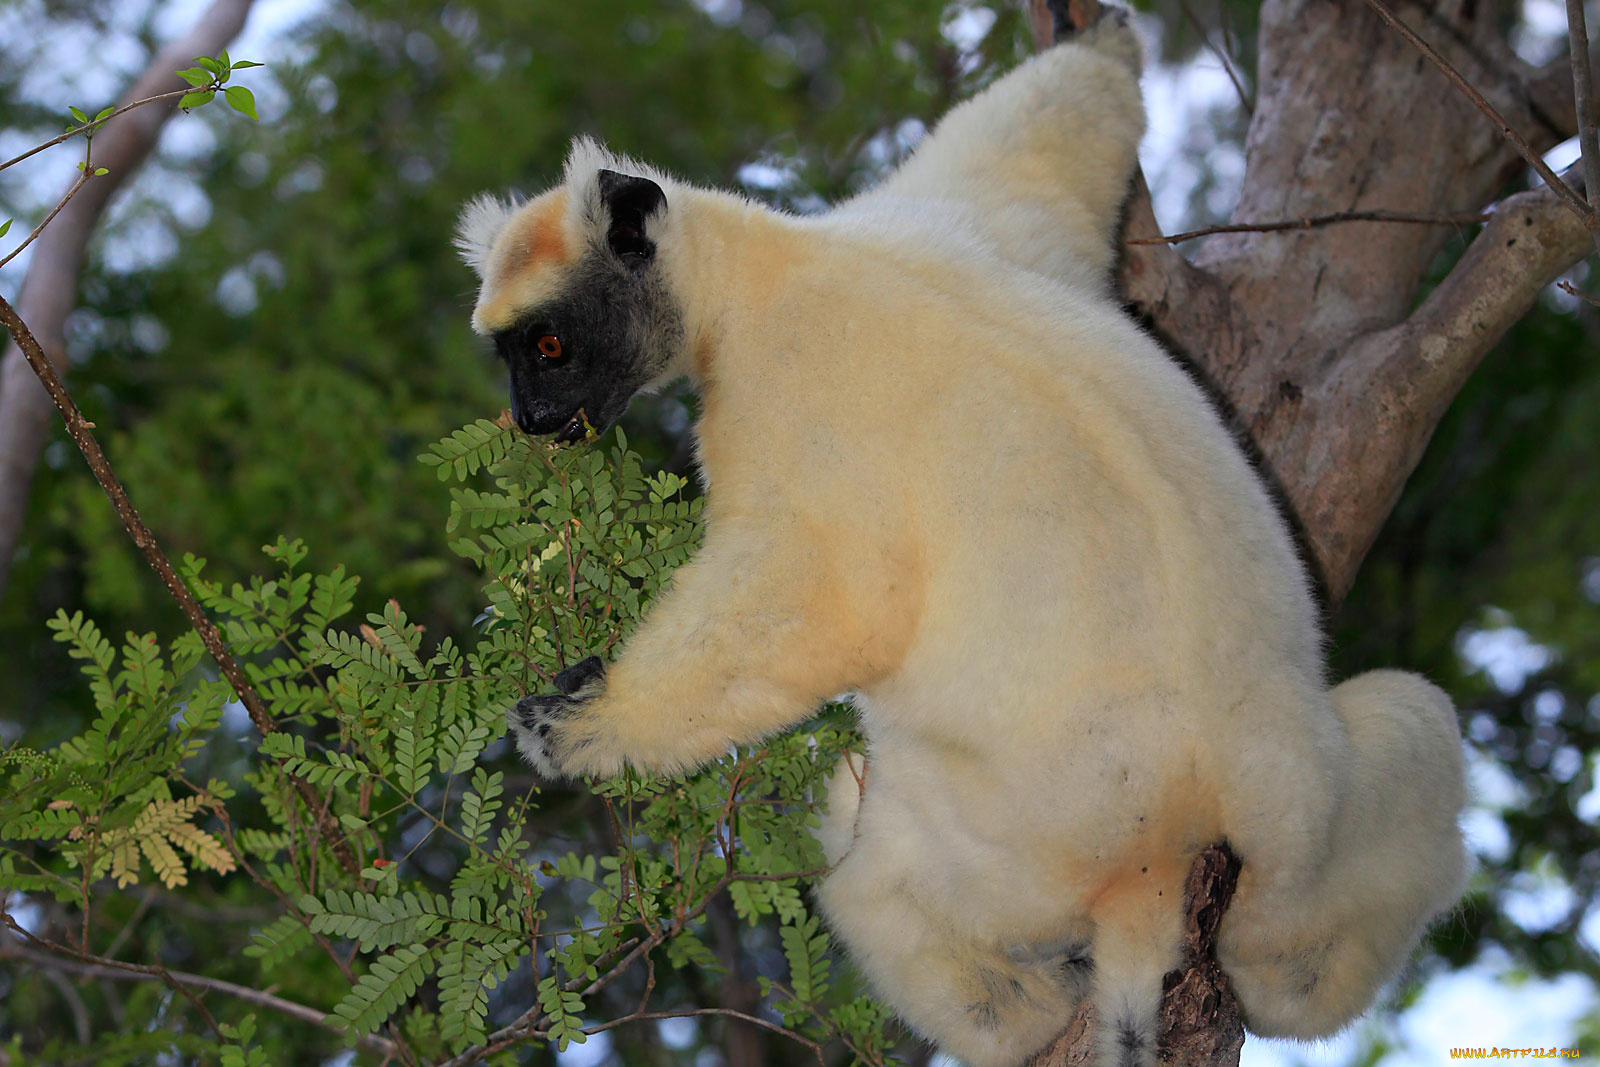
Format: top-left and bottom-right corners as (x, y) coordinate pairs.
(0, 935), (399, 1056)
(1174, 0), (1252, 113)
(1361, 0), (1593, 223)
(1128, 209), (1492, 245)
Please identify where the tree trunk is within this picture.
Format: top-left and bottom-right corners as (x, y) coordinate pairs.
(0, 0), (256, 603)
(1117, 0), (1592, 604)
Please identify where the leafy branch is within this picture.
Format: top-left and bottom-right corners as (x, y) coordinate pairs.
(0, 294), (361, 878)
(0, 51), (260, 268)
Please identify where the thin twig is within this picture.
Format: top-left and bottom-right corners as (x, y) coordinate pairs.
(1565, 0), (1600, 256)
(0, 170), (91, 270)
(3, 913), (222, 1040)
(1176, 0), (1252, 114)
(0, 85), (206, 175)
(1558, 278), (1600, 304)
(1127, 208), (1493, 244)
(40, 968), (93, 1045)
(0, 293), (361, 879)
(433, 857), (797, 1067)
(579, 1007), (826, 1065)
(1362, 0), (1595, 224)
(0, 938), (399, 1056)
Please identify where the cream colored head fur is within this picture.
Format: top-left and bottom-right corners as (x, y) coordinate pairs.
(458, 138), (687, 336)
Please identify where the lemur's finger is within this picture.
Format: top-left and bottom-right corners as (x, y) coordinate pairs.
(554, 655), (605, 695)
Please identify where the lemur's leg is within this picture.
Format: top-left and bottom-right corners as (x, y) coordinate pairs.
(507, 519), (921, 779)
(1217, 671), (1467, 1037)
(817, 840), (1095, 1067)
(865, 5), (1144, 289)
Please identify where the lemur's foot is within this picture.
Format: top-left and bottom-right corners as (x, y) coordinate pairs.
(1049, 2), (1142, 76)
(1006, 936), (1096, 997)
(506, 656), (606, 779)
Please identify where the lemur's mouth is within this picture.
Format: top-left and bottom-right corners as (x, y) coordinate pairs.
(552, 408), (591, 445)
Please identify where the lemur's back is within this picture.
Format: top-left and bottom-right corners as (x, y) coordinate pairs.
(765, 210), (1321, 685)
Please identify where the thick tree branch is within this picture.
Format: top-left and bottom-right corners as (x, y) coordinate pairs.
(1525, 36), (1600, 142)
(1280, 168), (1596, 585)
(0, 0), (255, 602)
(1017, 0), (1599, 1059)
(1117, 171), (1243, 394)
(1140, 0), (1600, 601)
(1384, 173), (1593, 410)
(1361, 0), (1593, 223)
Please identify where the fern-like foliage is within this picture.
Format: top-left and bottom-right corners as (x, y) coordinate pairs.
(1, 424), (893, 1065)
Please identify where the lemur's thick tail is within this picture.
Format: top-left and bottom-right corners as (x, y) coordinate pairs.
(1218, 670), (1468, 1038)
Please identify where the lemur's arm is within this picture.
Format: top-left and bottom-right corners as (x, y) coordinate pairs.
(507, 517), (920, 779)
(864, 12), (1144, 288)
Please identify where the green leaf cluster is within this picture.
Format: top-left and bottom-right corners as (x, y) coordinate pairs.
(2, 424), (892, 1064)
(176, 50), (262, 116)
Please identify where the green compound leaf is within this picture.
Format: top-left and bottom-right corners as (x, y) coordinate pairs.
(328, 942), (436, 1036)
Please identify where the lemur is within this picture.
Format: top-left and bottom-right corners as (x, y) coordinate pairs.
(455, 8), (1468, 1065)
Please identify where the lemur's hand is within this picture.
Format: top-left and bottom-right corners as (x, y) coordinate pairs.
(506, 656), (607, 779)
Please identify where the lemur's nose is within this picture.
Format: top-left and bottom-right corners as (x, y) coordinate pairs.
(509, 393), (538, 435)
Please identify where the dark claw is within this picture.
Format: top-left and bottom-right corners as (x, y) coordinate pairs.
(555, 655), (605, 695)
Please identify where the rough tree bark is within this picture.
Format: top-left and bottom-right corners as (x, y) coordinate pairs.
(1022, 0), (1596, 1064)
(0, 0), (256, 603)
(1117, 0), (1593, 603)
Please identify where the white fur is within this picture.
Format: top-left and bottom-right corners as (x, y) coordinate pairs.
(454, 193), (521, 278)
(468, 15), (1468, 1066)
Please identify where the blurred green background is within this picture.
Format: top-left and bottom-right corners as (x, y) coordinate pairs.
(0, 0), (1596, 1063)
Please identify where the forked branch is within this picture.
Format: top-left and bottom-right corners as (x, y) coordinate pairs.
(1361, 0), (1594, 225)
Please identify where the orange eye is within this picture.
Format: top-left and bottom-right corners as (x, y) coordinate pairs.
(536, 334), (563, 360)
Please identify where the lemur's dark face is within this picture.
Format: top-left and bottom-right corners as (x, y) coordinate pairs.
(468, 169), (681, 443)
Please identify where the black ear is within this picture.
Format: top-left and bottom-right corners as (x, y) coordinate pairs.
(597, 169), (666, 265)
